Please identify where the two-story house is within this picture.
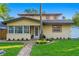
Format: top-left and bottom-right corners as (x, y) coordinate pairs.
(3, 13), (73, 40)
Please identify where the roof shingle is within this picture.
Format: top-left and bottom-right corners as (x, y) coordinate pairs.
(43, 20), (74, 24)
(3, 17), (74, 25)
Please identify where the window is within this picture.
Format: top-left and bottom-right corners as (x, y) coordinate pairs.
(52, 25), (62, 32)
(46, 16), (50, 19)
(8, 26), (14, 33)
(15, 26), (22, 33)
(53, 16), (57, 19)
(8, 26), (30, 34)
(24, 26), (29, 33)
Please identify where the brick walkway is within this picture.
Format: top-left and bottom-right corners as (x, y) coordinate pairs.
(18, 42), (34, 56)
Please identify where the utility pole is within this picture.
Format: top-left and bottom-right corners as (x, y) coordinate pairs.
(40, 3), (43, 39)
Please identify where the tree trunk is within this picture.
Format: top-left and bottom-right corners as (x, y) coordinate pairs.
(40, 3), (43, 39)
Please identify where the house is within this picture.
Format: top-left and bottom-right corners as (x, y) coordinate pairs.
(3, 13), (73, 40)
(0, 22), (7, 40)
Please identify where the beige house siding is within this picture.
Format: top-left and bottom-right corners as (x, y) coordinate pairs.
(6, 18), (72, 40)
(7, 19), (40, 26)
(7, 33), (30, 40)
(43, 24), (72, 39)
(26, 16), (60, 20)
(6, 19), (40, 40)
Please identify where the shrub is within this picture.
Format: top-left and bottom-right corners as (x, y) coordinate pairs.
(56, 37), (59, 40)
(13, 38), (15, 41)
(46, 38), (54, 41)
(31, 35), (34, 39)
(60, 37), (62, 40)
(46, 39), (49, 41)
(39, 34), (46, 39)
(8, 38), (11, 41)
(36, 39), (47, 44)
(68, 37), (71, 40)
(63, 37), (65, 40)
(17, 39), (20, 41)
(50, 38), (55, 40)
(42, 35), (46, 39)
(26, 38), (29, 41)
(21, 38), (24, 41)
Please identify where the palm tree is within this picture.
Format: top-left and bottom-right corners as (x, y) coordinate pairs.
(0, 3), (10, 21)
(40, 3), (43, 39)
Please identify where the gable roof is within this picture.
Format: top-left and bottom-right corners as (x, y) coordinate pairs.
(3, 17), (40, 24)
(18, 13), (62, 16)
(43, 20), (74, 24)
(3, 17), (74, 25)
(0, 22), (6, 29)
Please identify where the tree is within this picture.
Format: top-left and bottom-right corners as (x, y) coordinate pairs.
(24, 8), (38, 14)
(72, 12), (79, 26)
(24, 8), (46, 14)
(39, 4), (44, 39)
(0, 3), (10, 21)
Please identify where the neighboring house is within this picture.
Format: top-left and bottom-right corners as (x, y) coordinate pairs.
(3, 13), (73, 40)
(0, 22), (7, 40)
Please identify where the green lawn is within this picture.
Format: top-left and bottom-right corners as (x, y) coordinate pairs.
(31, 39), (79, 56)
(0, 42), (23, 56)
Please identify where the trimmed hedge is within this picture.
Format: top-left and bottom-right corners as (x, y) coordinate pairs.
(36, 39), (47, 44)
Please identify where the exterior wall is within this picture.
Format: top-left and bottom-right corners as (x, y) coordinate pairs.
(43, 24), (72, 39)
(7, 33), (30, 40)
(6, 19), (40, 40)
(26, 16), (60, 20)
(45, 16), (59, 20)
(6, 18), (72, 40)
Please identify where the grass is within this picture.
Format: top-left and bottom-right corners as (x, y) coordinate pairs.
(31, 39), (79, 56)
(0, 42), (23, 56)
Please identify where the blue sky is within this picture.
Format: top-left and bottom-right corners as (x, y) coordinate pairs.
(1, 3), (79, 38)
(6, 3), (79, 19)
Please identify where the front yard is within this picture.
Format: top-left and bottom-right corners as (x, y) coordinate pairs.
(0, 42), (23, 56)
(31, 39), (79, 56)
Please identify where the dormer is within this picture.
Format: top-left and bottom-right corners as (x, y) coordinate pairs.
(18, 13), (62, 20)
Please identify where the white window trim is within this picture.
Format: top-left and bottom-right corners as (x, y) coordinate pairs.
(24, 26), (30, 34)
(22, 26), (24, 34)
(8, 26), (14, 33)
(13, 26), (15, 34)
(7, 26), (9, 33)
(52, 25), (62, 32)
(29, 26), (30, 34)
(8, 26), (31, 34)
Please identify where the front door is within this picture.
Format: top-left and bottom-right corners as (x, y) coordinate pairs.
(34, 26), (39, 39)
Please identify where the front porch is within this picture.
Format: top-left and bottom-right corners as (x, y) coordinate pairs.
(7, 25), (40, 40)
(30, 26), (40, 39)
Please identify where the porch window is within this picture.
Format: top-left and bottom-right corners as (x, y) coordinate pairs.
(52, 25), (62, 32)
(15, 26), (22, 33)
(8, 26), (14, 33)
(24, 26), (29, 33)
(46, 16), (50, 19)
